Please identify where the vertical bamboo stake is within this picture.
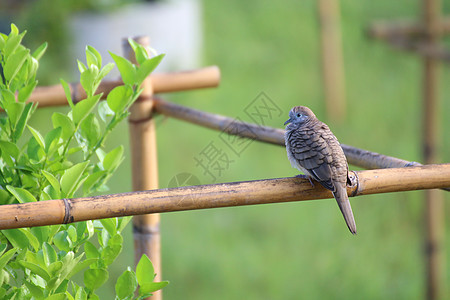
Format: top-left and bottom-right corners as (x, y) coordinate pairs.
(318, 0), (346, 122)
(422, 0), (445, 299)
(123, 36), (162, 300)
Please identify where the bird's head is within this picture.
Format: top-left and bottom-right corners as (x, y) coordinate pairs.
(284, 106), (316, 126)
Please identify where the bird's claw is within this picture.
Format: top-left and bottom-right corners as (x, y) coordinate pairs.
(295, 174), (315, 188)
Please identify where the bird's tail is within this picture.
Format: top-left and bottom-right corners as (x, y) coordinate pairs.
(333, 187), (357, 235)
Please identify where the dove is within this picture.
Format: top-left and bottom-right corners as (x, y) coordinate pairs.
(284, 106), (357, 234)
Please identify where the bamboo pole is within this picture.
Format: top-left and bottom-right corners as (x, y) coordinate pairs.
(379, 38), (450, 63)
(318, 0), (346, 122)
(422, 0), (445, 299)
(26, 66), (220, 107)
(124, 36), (162, 300)
(0, 164), (449, 230)
(152, 97), (434, 170)
(368, 18), (450, 39)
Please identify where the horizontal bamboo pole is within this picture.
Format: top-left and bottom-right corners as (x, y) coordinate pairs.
(0, 164), (449, 230)
(367, 23), (450, 63)
(368, 18), (450, 39)
(27, 66), (220, 107)
(152, 98), (422, 169)
(383, 38), (450, 62)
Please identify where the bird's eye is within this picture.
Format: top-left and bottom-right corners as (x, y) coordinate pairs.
(296, 113), (301, 117)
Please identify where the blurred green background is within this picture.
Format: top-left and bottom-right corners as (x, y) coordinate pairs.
(4, 0), (450, 299)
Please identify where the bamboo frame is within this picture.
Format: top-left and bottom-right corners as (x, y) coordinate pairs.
(124, 36), (161, 300)
(152, 97), (436, 170)
(26, 66), (220, 107)
(318, 0), (346, 122)
(0, 163), (448, 230)
(368, 18), (450, 39)
(367, 19), (450, 63)
(379, 38), (450, 63)
(422, 1), (444, 299)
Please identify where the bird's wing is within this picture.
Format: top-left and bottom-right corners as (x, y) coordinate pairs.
(290, 128), (335, 191)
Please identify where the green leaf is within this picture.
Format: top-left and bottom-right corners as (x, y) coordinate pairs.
(67, 225), (77, 243)
(76, 221), (87, 241)
(42, 170), (61, 192)
(47, 225), (61, 243)
(136, 254), (155, 285)
(83, 170), (107, 195)
(53, 231), (71, 252)
(24, 280), (44, 299)
(0, 89), (15, 106)
(139, 281), (169, 295)
(115, 269), (138, 299)
(67, 258), (97, 279)
(0, 34), (4, 50)
(0, 248), (17, 270)
(31, 226), (49, 244)
(4, 102), (25, 128)
(4, 46), (29, 82)
(26, 56), (39, 82)
(52, 112), (75, 140)
(18, 261), (51, 281)
(106, 85), (133, 114)
(0, 140), (20, 162)
(84, 268), (108, 291)
(77, 60), (87, 73)
(10, 23), (19, 35)
(80, 66), (99, 97)
(32, 42), (48, 60)
(98, 63), (114, 82)
(86, 46), (102, 69)
(73, 94), (101, 125)
(2, 228), (29, 249)
(0, 244), (7, 256)
(6, 185), (37, 203)
(74, 286), (87, 300)
(84, 241), (99, 260)
(14, 102), (35, 141)
(99, 219), (116, 237)
(128, 38), (149, 65)
(60, 79), (74, 108)
(19, 228), (40, 251)
(109, 52), (137, 85)
(48, 261), (63, 276)
(43, 242), (57, 265)
(60, 161), (89, 197)
(18, 80), (38, 102)
(102, 234), (123, 266)
(44, 127), (62, 153)
(79, 113), (100, 149)
(27, 135), (45, 163)
(54, 278), (68, 295)
(97, 101), (115, 122)
(46, 293), (66, 300)
(27, 125), (45, 149)
(102, 146), (124, 171)
(136, 54), (165, 84)
(4, 31), (24, 59)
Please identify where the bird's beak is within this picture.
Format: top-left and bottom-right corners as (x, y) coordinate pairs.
(284, 118), (292, 125)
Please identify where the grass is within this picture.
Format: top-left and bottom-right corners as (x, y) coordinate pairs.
(28, 0), (450, 298)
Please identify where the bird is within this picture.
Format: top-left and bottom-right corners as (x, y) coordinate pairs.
(284, 106), (357, 234)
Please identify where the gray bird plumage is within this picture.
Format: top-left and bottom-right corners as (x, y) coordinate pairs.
(284, 106), (357, 234)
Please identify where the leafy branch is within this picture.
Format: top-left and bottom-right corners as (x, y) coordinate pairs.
(0, 24), (167, 299)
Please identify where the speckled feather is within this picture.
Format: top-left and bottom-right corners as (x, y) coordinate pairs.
(285, 106), (357, 234)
